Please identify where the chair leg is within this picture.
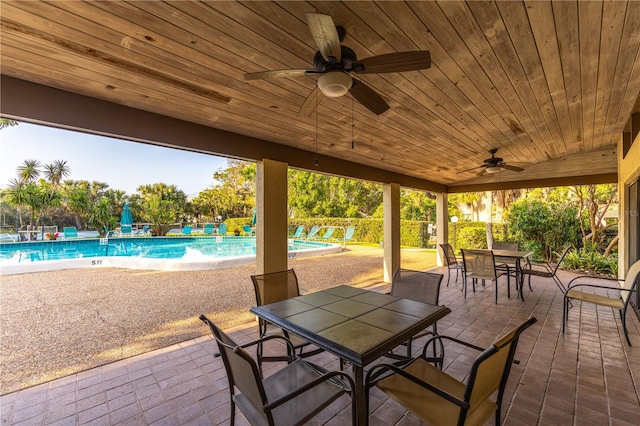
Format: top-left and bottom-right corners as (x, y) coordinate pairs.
(455, 268), (460, 283)
(494, 280), (498, 304)
(446, 268), (451, 287)
(620, 307), (632, 346)
(562, 296), (568, 334)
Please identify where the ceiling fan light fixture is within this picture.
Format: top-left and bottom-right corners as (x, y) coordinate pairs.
(485, 166), (502, 174)
(317, 71), (352, 97)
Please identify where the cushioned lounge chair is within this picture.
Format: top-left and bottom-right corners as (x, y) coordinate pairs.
(182, 225), (192, 235)
(204, 223), (214, 235)
(63, 227), (78, 239)
(218, 223), (227, 235)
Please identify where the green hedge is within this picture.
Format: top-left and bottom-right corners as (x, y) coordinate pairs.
(288, 218), (433, 247)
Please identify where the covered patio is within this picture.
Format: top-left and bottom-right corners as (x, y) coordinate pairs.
(1, 268), (638, 425)
(1, 1), (640, 424)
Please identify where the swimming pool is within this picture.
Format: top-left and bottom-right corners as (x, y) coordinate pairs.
(0, 237), (341, 275)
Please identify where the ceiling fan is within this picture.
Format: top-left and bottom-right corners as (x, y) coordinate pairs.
(458, 148), (525, 175)
(244, 13), (431, 116)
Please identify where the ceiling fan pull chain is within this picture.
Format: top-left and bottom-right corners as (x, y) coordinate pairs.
(352, 96), (355, 149)
(315, 90), (319, 166)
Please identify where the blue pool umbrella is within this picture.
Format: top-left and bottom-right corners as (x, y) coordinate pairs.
(120, 203), (133, 226)
(251, 208), (257, 226)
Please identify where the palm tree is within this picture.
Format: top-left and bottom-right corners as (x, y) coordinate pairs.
(43, 160), (70, 186)
(17, 159), (42, 182)
(0, 118), (18, 129)
(4, 178), (30, 228)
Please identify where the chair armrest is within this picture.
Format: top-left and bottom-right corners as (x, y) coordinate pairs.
(524, 262), (553, 274)
(566, 282), (631, 294)
(423, 334), (485, 356)
(567, 275), (621, 290)
(264, 365), (356, 411)
(365, 363), (470, 410)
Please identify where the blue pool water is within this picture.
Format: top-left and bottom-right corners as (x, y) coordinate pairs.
(0, 237), (341, 274)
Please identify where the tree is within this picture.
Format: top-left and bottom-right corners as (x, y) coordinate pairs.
(43, 160), (70, 186)
(3, 178), (30, 228)
(507, 198), (580, 261)
(571, 184), (618, 253)
(288, 170), (382, 218)
(0, 118), (18, 129)
(143, 194), (180, 236)
(16, 159), (42, 182)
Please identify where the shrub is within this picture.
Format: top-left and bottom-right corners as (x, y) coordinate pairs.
(563, 249), (618, 276)
(507, 199), (579, 261)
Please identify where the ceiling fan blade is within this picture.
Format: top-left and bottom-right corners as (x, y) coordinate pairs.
(457, 165), (485, 174)
(349, 79), (390, 115)
(244, 69), (315, 81)
(352, 51), (431, 74)
(306, 13), (341, 62)
(298, 87), (325, 117)
(502, 164), (524, 172)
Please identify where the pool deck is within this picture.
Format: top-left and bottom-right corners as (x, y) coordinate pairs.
(0, 237), (341, 275)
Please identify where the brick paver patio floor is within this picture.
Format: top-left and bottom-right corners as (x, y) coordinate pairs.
(2, 267), (638, 425)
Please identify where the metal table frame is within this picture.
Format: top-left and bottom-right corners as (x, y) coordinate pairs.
(250, 285), (451, 425)
(488, 249), (533, 300)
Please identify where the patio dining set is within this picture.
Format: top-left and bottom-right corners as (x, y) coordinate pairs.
(200, 247), (640, 425)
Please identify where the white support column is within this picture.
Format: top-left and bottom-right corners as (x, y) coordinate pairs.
(383, 183), (401, 283)
(436, 193), (449, 266)
(256, 159), (288, 274)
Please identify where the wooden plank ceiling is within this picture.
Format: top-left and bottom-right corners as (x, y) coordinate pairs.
(1, 1), (639, 190)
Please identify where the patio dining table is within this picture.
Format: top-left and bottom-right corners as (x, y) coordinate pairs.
(250, 285), (451, 425)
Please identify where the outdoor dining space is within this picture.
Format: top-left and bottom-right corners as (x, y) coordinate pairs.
(2, 266), (638, 426)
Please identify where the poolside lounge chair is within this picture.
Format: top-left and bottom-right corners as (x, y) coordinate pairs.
(320, 227), (335, 240)
(306, 225), (320, 239)
(343, 226), (355, 243)
(63, 227), (78, 239)
(218, 223), (227, 235)
(204, 223), (214, 235)
(182, 225), (192, 236)
(119, 224), (132, 237)
(292, 225), (304, 238)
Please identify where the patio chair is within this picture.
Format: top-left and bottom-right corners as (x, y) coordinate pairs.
(366, 316), (537, 426)
(63, 227), (78, 239)
(461, 249), (510, 303)
(563, 259), (640, 346)
(242, 224), (253, 236)
(182, 225), (192, 235)
(199, 315), (356, 426)
(204, 223), (214, 235)
(218, 223), (227, 235)
(250, 269), (325, 372)
(521, 245), (572, 293)
(440, 243), (464, 287)
(389, 268), (443, 358)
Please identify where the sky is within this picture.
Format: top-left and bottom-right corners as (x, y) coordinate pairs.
(0, 122), (229, 196)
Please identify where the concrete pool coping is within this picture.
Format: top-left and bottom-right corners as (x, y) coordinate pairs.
(0, 239), (343, 275)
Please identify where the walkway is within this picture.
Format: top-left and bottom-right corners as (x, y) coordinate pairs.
(2, 268), (639, 425)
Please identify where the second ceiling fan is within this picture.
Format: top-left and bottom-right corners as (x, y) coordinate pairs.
(244, 13), (431, 116)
